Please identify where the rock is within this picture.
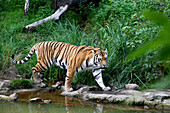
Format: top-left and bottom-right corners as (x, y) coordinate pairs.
(107, 95), (129, 102)
(62, 86), (100, 97)
(163, 99), (170, 105)
(1, 66), (19, 80)
(44, 87), (56, 92)
(61, 90), (79, 97)
(143, 92), (154, 101)
(0, 80), (10, 90)
(125, 84), (140, 90)
(0, 80), (11, 94)
(153, 93), (170, 101)
(0, 95), (12, 101)
(44, 100), (52, 104)
(0, 81), (4, 89)
(78, 86), (90, 93)
(0, 88), (10, 94)
(51, 81), (62, 89)
(9, 93), (18, 101)
(61, 86), (65, 91)
(144, 105), (149, 109)
(30, 97), (42, 102)
(0, 94), (17, 101)
(120, 89), (141, 95)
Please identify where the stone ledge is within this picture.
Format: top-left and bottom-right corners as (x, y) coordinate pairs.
(62, 86), (170, 110)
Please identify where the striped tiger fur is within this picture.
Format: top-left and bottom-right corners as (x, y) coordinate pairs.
(11, 41), (111, 91)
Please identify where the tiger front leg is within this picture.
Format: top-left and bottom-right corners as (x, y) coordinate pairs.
(64, 70), (75, 92)
(92, 69), (111, 91)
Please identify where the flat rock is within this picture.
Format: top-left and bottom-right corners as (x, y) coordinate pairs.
(0, 80), (10, 90)
(9, 93), (18, 101)
(30, 97), (42, 102)
(44, 87), (56, 92)
(44, 100), (52, 104)
(61, 85), (170, 109)
(0, 95), (16, 101)
(125, 84), (140, 90)
(51, 81), (62, 89)
(153, 93), (170, 101)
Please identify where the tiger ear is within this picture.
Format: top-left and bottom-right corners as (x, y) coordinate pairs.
(104, 48), (107, 53)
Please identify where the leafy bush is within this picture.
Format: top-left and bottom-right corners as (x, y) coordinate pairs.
(10, 79), (33, 89)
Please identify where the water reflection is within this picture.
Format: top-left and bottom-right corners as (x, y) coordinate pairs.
(0, 90), (170, 113)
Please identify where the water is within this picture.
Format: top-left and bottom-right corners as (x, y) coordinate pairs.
(0, 90), (169, 113)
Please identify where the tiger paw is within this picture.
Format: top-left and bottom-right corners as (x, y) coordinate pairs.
(65, 87), (73, 92)
(102, 86), (111, 91)
(37, 82), (46, 88)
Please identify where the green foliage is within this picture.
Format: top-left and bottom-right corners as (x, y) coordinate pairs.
(10, 79), (33, 89)
(0, 0), (169, 89)
(126, 10), (170, 61)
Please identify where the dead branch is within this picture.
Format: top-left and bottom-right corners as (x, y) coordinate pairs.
(23, 5), (68, 32)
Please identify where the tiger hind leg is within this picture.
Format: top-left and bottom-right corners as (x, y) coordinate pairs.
(32, 63), (47, 88)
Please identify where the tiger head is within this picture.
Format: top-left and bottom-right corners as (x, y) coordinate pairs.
(91, 48), (108, 69)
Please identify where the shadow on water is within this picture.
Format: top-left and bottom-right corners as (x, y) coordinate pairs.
(0, 90), (170, 113)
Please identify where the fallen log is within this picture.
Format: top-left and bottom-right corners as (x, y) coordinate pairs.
(23, 5), (68, 32)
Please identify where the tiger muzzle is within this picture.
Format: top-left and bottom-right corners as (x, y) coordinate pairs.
(101, 65), (108, 69)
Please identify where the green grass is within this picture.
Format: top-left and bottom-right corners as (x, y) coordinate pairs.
(0, 0), (169, 89)
(147, 74), (170, 89)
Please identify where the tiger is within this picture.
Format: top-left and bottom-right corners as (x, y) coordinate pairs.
(11, 41), (111, 92)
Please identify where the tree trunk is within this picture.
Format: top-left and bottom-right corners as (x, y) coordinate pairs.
(24, 0), (29, 16)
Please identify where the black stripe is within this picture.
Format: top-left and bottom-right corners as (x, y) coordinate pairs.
(59, 44), (68, 67)
(51, 42), (59, 61)
(94, 57), (97, 65)
(86, 58), (89, 67)
(59, 44), (69, 66)
(73, 47), (79, 66)
(81, 66), (83, 70)
(55, 43), (65, 60)
(62, 63), (66, 69)
(29, 52), (33, 56)
(76, 68), (78, 73)
(39, 42), (44, 47)
(73, 45), (88, 67)
(65, 45), (77, 65)
(39, 63), (47, 71)
(54, 42), (60, 50)
(94, 72), (101, 80)
(47, 41), (53, 67)
(46, 41), (51, 67)
(77, 45), (88, 54)
(50, 41), (56, 58)
(23, 59), (27, 62)
(42, 42), (49, 68)
(26, 56), (31, 59)
(32, 68), (37, 72)
(36, 63), (43, 71)
(92, 69), (98, 73)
